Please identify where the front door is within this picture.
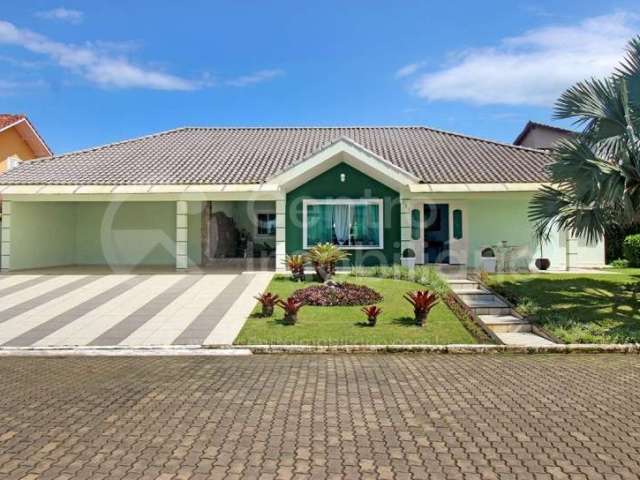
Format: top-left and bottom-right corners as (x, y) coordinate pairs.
(424, 204), (449, 263)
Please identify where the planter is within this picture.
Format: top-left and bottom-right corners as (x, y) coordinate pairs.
(283, 313), (298, 325)
(535, 258), (551, 271)
(415, 311), (427, 326)
(261, 305), (274, 317)
(367, 316), (377, 327)
(481, 257), (497, 273)
(401, 257), (416, 269)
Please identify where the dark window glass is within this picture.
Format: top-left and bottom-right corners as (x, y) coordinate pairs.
(453, 209), (463, 239)
(257, 213), (276, 236)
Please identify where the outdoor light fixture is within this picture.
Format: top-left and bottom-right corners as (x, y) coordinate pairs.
(340, 173), (346, 183)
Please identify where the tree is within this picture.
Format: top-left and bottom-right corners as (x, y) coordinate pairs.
(529, 37), (640, 244)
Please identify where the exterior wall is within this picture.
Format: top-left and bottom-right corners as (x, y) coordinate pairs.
(286, 162), (400, 266)
(10, 202), (77, 270)
(517, 127), (571, 149)
(6, 201), (203, 270)
(0, 127), (37, 172)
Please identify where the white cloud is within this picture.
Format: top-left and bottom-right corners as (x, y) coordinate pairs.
(411, 12), (638, 106)
(226, 69), (284, 87)
(395, 62), (424, 78)
(0, 20), (200, 90)
(35, 7), (84, 24)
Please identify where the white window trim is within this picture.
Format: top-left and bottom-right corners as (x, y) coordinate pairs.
(256, 211), (277, 238)
(302, 198), (384, 250)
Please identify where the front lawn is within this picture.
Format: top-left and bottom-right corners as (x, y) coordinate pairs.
(488, 269), (640, 344)
(235, 275), (477, 345)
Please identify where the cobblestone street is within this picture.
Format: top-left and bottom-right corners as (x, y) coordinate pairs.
(0, 354), (639, 479)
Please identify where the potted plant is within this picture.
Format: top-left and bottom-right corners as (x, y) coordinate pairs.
(361, 305), (382, 326)
(277, 297), (304, 325)
(284, 254), (306, 281)
(254, 292), (280, 317)
(404, 290), (439, 326)
(480, 247), (496, 273)
(305, 243), (350, 282)
(401, 248), (416, 269)
(534, 234), (550, 271)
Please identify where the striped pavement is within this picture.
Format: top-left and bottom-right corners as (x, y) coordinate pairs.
(0, 272), (273, 347)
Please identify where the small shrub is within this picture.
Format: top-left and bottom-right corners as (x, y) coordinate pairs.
(610, 258), (630, 269)
(361, 305), (382, 326)
(291, 282), (382, 306)
(277, 297), (304, 325)
(623, 233), (640, 267)
(254, 292), (280, 317)
(404, 290), (439, 326)
(517, 297), (539, 317)
(284, 255), (306, 281)
(305, 243), (350, 281)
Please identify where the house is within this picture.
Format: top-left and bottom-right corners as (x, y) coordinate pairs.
(0, 126), (604, 272)
(513, 121), (576, 150)
(0, 114), (52, 172)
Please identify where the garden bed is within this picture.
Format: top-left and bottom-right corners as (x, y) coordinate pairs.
(235, 275), (478, 345)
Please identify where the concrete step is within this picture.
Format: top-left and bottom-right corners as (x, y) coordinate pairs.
(448, 279), (480, 290)
(466, 297), (512, 315)
(458, 290), (500, 303)
(495, 332), (555, 346)
(479, 314), (531, 333)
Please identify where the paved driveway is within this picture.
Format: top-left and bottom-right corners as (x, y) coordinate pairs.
(0, 272), (272, 347)
(0, 354), (639, 479)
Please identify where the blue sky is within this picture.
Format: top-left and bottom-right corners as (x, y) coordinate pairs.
(1, 1), (638, 154)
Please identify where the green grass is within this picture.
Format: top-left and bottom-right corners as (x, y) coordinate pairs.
(235, 275), (476, 345)
(488, 269), (640, 344)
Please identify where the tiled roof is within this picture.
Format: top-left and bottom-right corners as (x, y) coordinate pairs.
(0, 114), (26, 130)
(0, 126), (552, 185)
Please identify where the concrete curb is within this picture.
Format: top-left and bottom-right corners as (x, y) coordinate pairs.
(0, 344), (638, 356)
(219, 344), (640, 354)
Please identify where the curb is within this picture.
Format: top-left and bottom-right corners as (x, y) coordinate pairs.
(216, 344), (640, 354)
(0, 344), (638, 356)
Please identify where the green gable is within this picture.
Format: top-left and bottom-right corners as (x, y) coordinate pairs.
(285, 162), (401, 266)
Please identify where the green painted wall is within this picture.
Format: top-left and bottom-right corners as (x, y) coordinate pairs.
(11, 202), (76, 270)
(286, 163), (400, 266)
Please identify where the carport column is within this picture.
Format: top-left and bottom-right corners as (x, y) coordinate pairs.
(176, 200), (188, 270)
(400, 197), (412, 260)
(1, 201), (10, 271)
(275, 199), (286, 272)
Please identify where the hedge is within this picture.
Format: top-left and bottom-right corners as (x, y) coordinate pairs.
(623, 233), (640, 267)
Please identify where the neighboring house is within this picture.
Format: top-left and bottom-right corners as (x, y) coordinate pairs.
(513, 121), (576, 150)
(0, 126), (604, 272)
(0, 114), (52, 172)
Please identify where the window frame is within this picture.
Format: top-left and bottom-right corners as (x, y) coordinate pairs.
(302, 198), (384, 250)
(256, 212), (277, 237)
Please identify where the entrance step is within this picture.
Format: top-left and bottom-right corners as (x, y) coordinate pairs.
(465, 297), (511, 315)
(479, 314), (531, 332)
(448, 279), (480, 291)
(494, 332), (555, 346)
(457, 289), (499, 303)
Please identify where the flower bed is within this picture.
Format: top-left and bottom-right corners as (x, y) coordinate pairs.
(291, 282), (382, 306)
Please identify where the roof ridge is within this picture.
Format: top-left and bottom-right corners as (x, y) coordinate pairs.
(25, 126), (190, 165)
(418, 125), (549, 155)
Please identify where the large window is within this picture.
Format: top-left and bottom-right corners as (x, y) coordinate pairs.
(303, 199), (384, 249)
(256, 213), (276, 236)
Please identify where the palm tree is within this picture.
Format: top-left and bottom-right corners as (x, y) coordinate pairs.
(529, 36), (640, 244)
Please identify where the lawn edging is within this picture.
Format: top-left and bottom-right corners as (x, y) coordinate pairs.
(208, 344), (640, 354)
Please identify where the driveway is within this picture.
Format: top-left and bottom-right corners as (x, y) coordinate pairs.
(0, 354), (638, 479)
(0, 272), (273, 347)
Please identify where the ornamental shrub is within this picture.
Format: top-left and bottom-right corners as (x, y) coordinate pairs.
(623, 234), (640, 267)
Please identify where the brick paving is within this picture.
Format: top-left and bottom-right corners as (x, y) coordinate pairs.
(0, 354), (639, 479)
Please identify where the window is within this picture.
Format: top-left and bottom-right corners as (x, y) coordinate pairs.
(256, 213), (276, 236)
(303, 199), (383, 249)
(6, 156), (20, 170)
(452, 209), (463, 240)
(411, 209), (420, 240)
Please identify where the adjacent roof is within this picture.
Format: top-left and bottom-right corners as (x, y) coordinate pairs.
(0, 113), (53, 157)
(0, 126), (551, 185)
(513, 121), (576, 147)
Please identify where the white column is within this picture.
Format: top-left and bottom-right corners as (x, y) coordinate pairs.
(400, 197), (413, 263)
(1, 201), (10, 271)
(275, 199), (286, 272)
(176, 200), (188, 270)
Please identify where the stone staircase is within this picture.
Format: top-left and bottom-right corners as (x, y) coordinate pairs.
(447, 278), (554, 346)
